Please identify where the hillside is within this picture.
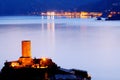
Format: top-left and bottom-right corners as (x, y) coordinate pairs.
(0, 0), (119, 15)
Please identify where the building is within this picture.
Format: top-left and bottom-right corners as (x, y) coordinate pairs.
(0, 40), (91, 80)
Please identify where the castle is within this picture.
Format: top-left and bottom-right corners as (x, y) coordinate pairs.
(6, 41), (55, 69)
(0, 40), (91, 80)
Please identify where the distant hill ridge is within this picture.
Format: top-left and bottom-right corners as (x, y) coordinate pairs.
(0, 0), (119, 15)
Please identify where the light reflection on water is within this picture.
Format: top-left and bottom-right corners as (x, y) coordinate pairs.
(0, 17), (120, 80)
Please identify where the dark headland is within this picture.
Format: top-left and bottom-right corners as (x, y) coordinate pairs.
(0, 40), (91, 80)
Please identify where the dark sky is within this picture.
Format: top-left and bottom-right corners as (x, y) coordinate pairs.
(0, 0), (119, 15)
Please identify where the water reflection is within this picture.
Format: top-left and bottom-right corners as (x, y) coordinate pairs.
(0, 18), (120, 80)
(40, 19), (55, 58)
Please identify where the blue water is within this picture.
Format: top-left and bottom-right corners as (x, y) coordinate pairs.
(0, 16), (120, 80)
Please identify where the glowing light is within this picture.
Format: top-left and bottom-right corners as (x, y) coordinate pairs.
(42, 11), (102, 18)
(11, 62), (19, 67)
(40, 66), (48, 68)
(80, 12), (89, 18)
(41, 57), (47, 61)
(51, 12), (55, 16)
(108, 14), (112, 17)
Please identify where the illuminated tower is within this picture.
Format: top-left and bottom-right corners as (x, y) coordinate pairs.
(19, 40), (32, 66)
(22, 40), (31, 58)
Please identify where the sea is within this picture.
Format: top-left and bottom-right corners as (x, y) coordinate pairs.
(0, 16), (120, 80)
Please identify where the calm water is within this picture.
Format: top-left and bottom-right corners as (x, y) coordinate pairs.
(0, 16), (120, 80)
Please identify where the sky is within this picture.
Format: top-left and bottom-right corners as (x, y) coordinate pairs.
(0, 0), (119, 15)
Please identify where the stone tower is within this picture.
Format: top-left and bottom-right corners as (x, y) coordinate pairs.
(19, 40), (32, 65)
(21, 40), (31, 58)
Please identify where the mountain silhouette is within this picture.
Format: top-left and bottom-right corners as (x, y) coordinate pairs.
(0, 0), (119, 15)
